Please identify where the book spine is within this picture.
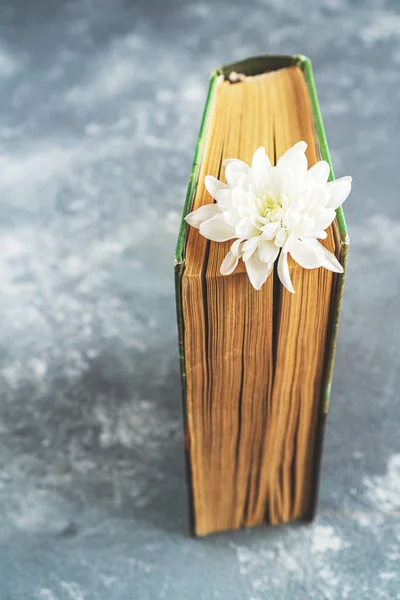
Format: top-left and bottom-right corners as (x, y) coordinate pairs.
(174, 260), (195, 535)
(296, 55), (349, 520)
(174, 70), (221, 264)
(174, 72), (220, 535)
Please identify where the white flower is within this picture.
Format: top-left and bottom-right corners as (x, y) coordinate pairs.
(185, 142), (352, 292)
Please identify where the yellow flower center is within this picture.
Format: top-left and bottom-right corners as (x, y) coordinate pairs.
(260, 197), (283, 222)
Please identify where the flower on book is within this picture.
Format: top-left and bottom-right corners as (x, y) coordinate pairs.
(185, 142), (352, 292)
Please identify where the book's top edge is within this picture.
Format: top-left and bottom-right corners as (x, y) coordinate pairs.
(175, 54), (348, 262)
(215, 55), (348, 239)
(218, 54), (305, 79)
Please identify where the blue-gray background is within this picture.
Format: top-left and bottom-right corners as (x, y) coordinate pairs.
(0, 0), (399, 598)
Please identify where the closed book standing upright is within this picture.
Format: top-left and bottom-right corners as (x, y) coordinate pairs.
(175, 54), (349, 537)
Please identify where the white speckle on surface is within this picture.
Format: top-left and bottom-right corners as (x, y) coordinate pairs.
(311, 525), (343, 553)
(351, 215), (400, 255)
(0, 234), (27, 258)
(342, 583), (353, 598)
(379, 572), (397, 581)
(156, 89), (175, 104)
(0, 364), (21, 388)
(30, 358), (47, 378)
(181, 77), (206, 103)
(84, 122), (104, 136)
(1, 144), (87, 196)
(353, 511), (385, 528)
(324, 99), (349, 115)
(60, 581), (86, 600)
(94, 399), (178, 451)
(235, 545), (254, 575)
(319, 565), (341, 594)
(67, 57), (137, 105)
(275, 546), (300, 572)
(232, 521), (348, 599)
(323, 0), (346, 9)
(184, 3), (212, 18)
(0, 46), (21, 77)
(37, 590), (58, 600)
(363, 454), (400, 512)
(164, 210), (180, 233)
(62, 256), (85, 277)
(360, 12), (400, 44)
(6, 489), (73, 533)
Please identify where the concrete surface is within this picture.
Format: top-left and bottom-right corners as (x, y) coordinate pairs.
(0, 0), (399, 598)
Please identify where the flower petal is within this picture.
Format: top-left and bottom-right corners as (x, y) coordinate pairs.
(277, 251), (295, 293)
(251, 146), (271, 180)
(224, 158), (251, 171)
(319, 243), (344, 273)
(308, 186), (330, 211)
(220, 250), (239, 275)
(245, 251), (273, 290)
(258, 240), (279, 264)
(274, 227), (287, 248)
(278, 141), (308, 173)
(283, 233), (295, 253)
(312, 208), (337, 233)
(216, 189), (233, 211)
(283, 140), (307, 156)
(199, 214), (236, 242)
(222, 188), (249, 227)
(261, 221), (280, 240)
(292, 140), (307, 153)
(242, 236), (260, 261)
(204, 176), (229, 200)
(308, 160), (330, 184)
(230, 238), (244, 257)
(300, 229), (328, 240)
(290, 238), (325, 269)
(326, 176), (352, 209)
(224, 160), (251, 186)
(236, 217), (260, 239)
(185, 203), (221, 229)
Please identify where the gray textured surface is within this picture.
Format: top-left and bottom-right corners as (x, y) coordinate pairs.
(0, 0), (399, 598)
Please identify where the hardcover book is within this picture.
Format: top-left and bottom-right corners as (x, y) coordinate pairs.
(175, 54), (349, 537)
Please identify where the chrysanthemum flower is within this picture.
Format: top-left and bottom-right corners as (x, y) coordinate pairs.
(185, 142), (351, 292)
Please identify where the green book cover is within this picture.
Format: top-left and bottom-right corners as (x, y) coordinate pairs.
(175, 54), (349, 534)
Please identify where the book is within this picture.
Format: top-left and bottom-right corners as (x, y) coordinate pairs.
(175, 54), (349, 537)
